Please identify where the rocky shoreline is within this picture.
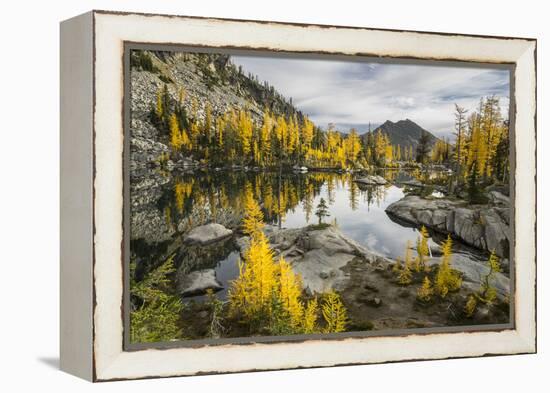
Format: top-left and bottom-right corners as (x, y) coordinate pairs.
(180, 222), (509, 329)
(385, 193), (510, 260)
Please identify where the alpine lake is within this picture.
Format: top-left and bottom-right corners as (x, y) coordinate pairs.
(130, 168), (488, 304)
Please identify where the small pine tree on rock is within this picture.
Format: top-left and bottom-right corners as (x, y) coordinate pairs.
(315, 198), (330, 225)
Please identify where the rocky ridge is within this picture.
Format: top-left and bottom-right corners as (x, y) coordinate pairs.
(130, 51), (300, 171)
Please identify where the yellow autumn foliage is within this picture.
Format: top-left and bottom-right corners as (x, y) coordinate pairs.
(156, 87), (163, 118)
(169, 113), (182, 150)
(417, 276), (434, 302)
(229, 231), (277, 320)
(174, 180), (193, 213)
(415, 226), (430, 272)
(392, 257), (402, 274)
(169, 113), (191, 153)
(321, 291), (348, 333)
(398, 241), (413, 285)
(434, 235), (462, 298)
(229, 196), (347, 335)
(242, 186), (265, 240)
(464, 294), (477, 317)
(479, 250), (501, 304)
(277, 258), (304, 329)
(302, 298), (319, 334)
(238, 110), (254, 156)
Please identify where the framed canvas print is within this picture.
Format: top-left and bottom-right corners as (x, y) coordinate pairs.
(60, 10), (537, 381)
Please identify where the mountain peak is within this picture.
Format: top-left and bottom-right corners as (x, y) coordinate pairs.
(362, 119), (440, 150)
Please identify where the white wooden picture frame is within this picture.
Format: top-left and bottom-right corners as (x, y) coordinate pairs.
(60, 10), (536, 381)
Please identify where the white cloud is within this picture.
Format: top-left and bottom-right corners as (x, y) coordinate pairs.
(232, 55), (510, 140)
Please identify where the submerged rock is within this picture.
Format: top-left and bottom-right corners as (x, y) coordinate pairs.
(354, 175), (387, 185)
(183, 223), (233, 245)
(385, 195), (510, 258)
(178, 269), (223, 297)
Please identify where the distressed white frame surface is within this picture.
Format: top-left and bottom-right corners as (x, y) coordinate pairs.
(62, 10), (536, 382)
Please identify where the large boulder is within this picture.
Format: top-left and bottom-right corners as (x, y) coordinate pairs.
(307, 227), (359, 256)
(386, 195), (510, 258)
(265, 225), (389, 294)
(178, 269), (223, 297)
(183, 223), (233, 245)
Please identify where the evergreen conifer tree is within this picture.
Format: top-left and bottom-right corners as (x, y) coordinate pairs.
(315, 198), (330, 225)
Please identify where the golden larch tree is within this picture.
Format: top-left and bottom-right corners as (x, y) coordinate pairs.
(415, 226), (430, 272)
(277, 258), (304, 329)
(169, 113), (182, 151)
(398, 240), (413, 285)
(417, 276), (434, 302)
(434, 235), (462, 298)
(302, 298), (319, 334)
(321, 291), (348, 333)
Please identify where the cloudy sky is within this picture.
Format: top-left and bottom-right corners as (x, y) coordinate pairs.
(232, 55), (510, 140)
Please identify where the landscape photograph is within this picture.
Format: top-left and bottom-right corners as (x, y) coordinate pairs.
(128, 48), (512, 344)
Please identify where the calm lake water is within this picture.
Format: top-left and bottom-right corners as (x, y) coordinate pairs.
(153, 170), (482, 301)
(283, 182), (414, 258)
